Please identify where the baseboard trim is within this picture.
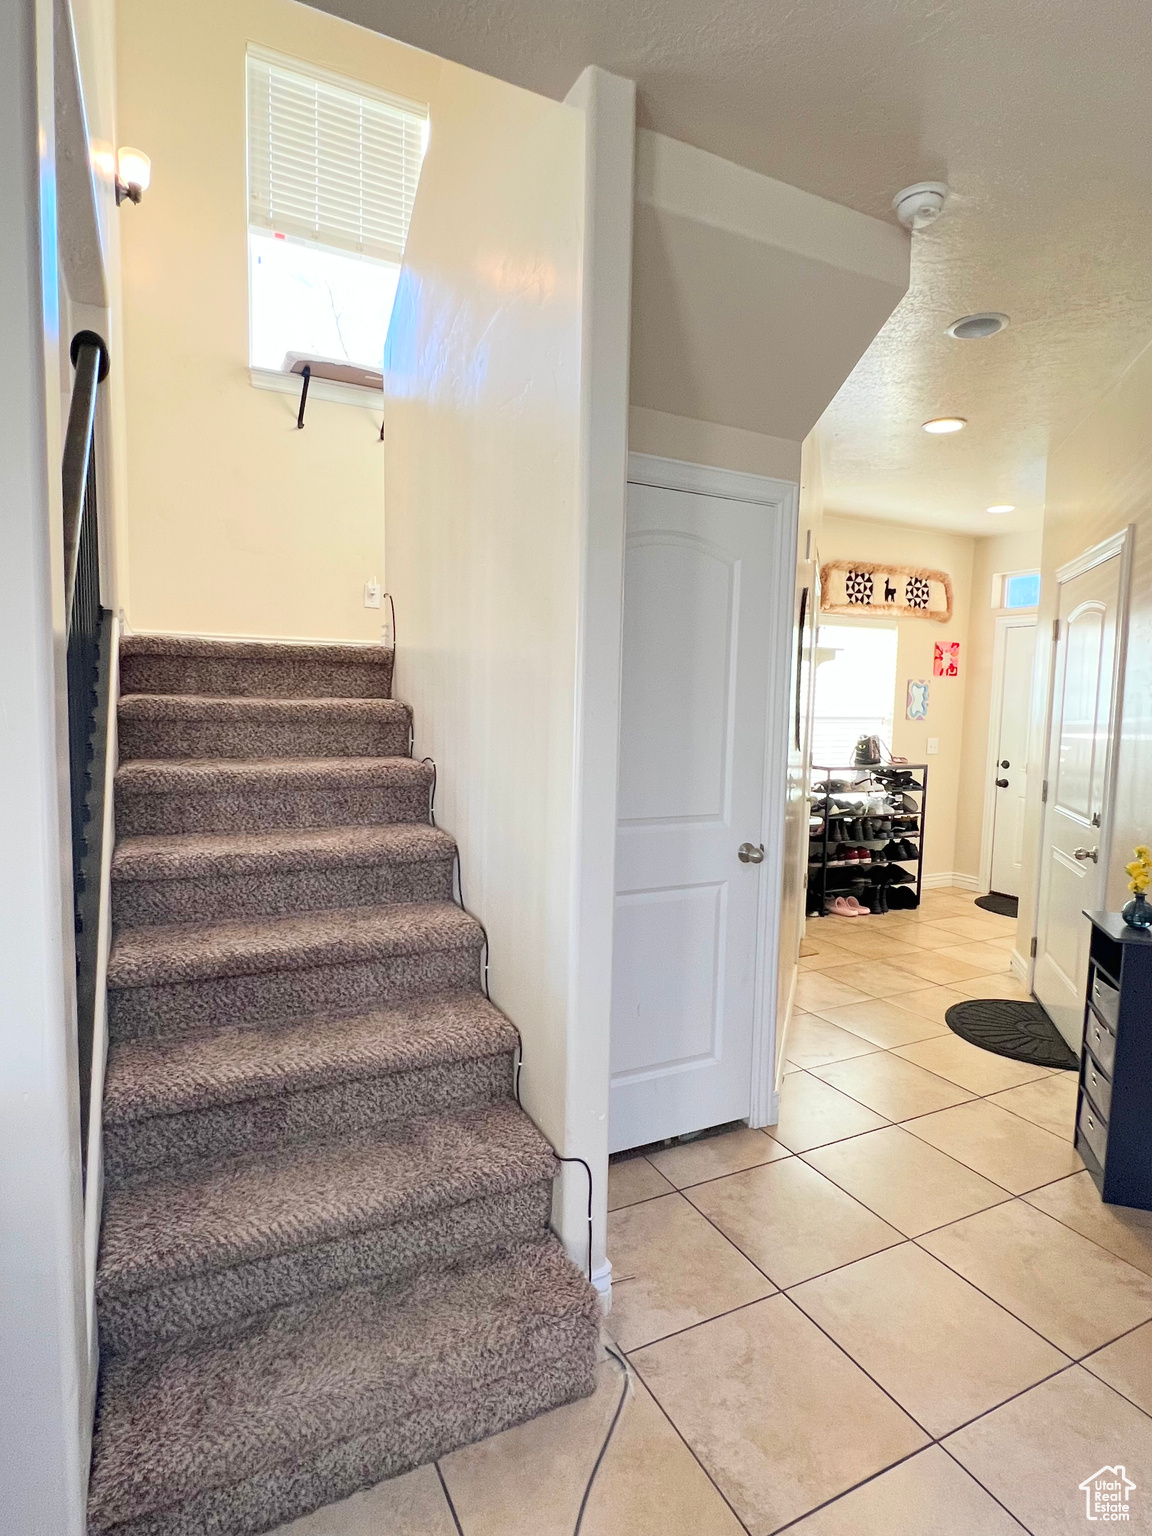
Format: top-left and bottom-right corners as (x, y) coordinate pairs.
(592, 1259), (613, 1314)
(922, 871), (981, 891)
(1009, 949), (1031, 986)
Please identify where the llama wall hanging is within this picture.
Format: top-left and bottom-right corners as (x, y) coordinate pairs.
(820, 561), (953, 623)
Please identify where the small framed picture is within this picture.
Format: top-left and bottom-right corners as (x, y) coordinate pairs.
(934, 641), (960, 677)
(906, 680), (930, 720)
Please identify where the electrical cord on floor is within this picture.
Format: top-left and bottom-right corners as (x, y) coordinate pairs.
(572, 1344), (630, 1536)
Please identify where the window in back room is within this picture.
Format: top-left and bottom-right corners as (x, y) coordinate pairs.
(246, 48), (428, 375)
(811, 622), (899, 767)
(997, 569), (1041, 610)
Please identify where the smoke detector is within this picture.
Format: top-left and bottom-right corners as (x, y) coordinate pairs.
(893, 181), (950, 231)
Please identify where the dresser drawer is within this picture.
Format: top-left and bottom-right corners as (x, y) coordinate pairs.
(1086, 1010), (1117, 1076)
(1084, 1053), (1113, 1120)
(1091, 970), (1120, 1030)
(1079, 1093), (1109, 1167)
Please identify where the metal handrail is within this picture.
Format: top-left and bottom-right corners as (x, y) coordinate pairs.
(62, 330), (109, 620)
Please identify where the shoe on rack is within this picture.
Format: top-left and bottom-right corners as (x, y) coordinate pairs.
(880, 840), (903, 861)
(898, 839), (919, 859)
(900, 794), (919, 813)
(842, 895), (870, 916)
(826, 896), (862, 917)
(887, 865), (915, 884)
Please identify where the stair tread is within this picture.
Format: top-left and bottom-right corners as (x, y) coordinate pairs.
(115, 755), (430, 794)
(88, 1234), (596, 1535)
(108, 901), (482, 991)
(120, 635), (393, 667)
(103, 989), (516, 1125)
(112, 823), (456, 884)
(98, 1098), (553, 1295)
(119, 693), (409, 720)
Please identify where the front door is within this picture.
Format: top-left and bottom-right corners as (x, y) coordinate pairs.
(989, 621), (1036, 898)
(1033, 547), (1124, 1048)
(609, 477), (776, 1152)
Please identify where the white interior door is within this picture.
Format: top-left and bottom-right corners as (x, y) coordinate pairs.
(1033, 549), (1124, 1048)
(989, 622), (1036, 898)
(610, 477), (776, 1153)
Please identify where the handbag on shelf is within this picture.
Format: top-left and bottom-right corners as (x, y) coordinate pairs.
(853, 734), (882, 767)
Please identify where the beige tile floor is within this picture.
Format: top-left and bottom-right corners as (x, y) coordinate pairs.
(271, 890), (1152, 1536)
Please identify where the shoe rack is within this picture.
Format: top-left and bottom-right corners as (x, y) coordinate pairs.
(808, 765), (929, 917)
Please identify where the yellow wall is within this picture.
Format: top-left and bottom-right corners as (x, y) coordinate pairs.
(629, 406), (801, 483)
(817, 515), (975, 881)
(953, 529), (1042, 879)
(381, 65), (587, 1249)
(1018, 336), (1152, 952)
(116, 0), (441, 640)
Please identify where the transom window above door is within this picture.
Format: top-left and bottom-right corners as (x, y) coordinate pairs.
(246, 48), (427, 375)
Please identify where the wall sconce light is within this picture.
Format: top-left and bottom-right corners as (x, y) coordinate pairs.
(115, 147), (151, 206)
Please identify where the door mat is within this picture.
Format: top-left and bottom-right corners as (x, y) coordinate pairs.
(975, 892), (1018, 918)
(945, 999), (1079, 1070)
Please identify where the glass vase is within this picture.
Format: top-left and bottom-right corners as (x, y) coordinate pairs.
(1122, 892), (1152, 930)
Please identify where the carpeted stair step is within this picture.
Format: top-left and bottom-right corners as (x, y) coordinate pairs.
(111, 824), (457, 927)
(107, 901), (484, 1041)
(102, 990), (518, 1180)
(119, 634), (393, 699)
(114, 756), (432, 837)
(89, 1235), (599, 1536)
(118, 695), (412, 762)
(97, 1099), (557, 1360)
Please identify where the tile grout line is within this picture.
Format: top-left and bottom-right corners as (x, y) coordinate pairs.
(621, 1351), (756, 1536)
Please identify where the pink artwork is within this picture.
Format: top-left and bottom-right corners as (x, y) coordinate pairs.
(934, 641), (960, 677)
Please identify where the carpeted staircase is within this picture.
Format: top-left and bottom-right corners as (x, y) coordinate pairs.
(88, 634), (599, 1536)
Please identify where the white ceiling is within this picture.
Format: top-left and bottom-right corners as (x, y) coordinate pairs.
(310, 0), (1152, 536)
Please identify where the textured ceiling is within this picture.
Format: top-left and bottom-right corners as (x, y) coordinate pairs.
(308, 0), (1152, 534)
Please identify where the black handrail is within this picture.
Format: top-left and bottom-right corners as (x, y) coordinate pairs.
(63, 330), (112, 1178)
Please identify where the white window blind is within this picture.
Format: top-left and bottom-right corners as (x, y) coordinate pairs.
(247, 51), (427, 264)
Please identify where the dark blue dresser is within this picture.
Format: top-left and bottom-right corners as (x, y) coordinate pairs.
(1078, 912), (1152, 1211)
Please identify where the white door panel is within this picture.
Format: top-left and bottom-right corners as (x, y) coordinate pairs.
(1033, 553), (1122, 1049)
(610, 479), (776, 1152)
(989, 622), (1035, 899)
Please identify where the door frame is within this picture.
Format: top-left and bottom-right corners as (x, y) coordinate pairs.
(623, 453), (798, 1128)
(1027, 526), (1133, 991)
(979, 613), (1037, 896)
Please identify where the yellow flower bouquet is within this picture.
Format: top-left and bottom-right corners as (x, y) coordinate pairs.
(1122, 846), (1152, 928)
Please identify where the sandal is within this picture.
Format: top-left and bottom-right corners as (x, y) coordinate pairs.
(842, 895), (871, 916)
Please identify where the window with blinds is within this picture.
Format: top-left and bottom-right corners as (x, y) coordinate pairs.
(245, 49), (428, 376)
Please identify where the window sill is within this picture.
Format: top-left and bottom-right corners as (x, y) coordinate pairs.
(249, 367), (384, 410)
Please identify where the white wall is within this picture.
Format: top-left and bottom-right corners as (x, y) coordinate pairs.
(1, 0), (89, 1529)
(1018, 335), (1152, 964)
(382, 60), (597, 1267)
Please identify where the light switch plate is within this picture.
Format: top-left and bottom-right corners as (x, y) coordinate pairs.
(364, 579), (382, 609)
(927, 737), (939, 755)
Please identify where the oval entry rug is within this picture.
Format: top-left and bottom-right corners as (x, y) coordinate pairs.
(945, 998), (1079, 1071)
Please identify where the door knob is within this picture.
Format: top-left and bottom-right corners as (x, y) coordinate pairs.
(1074, 847), (1099, 863)
(995, 778), (1009, 788)
(738, 842), (765, 864)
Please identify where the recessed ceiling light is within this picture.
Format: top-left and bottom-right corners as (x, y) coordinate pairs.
(922, 417), (967, 434)
(987, 504), (1015, 514)
(947, 312), (1010, 340)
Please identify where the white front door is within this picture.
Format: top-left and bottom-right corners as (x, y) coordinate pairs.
(1033, 546), (1125, 1048)
(609, 476), (777, 1153)
(989, 621), (1036, 898)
